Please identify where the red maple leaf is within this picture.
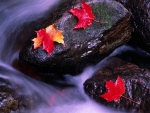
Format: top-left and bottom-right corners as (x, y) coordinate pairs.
(32, 24), (65, 55)
(32, 29), (54, 54)
(100, 76), (125, 102)
(69, 0), (94, 29)
(42, 32), (54, 55)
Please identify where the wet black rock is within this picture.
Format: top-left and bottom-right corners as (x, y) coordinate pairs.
(115, 0), (150, 52)
(84, 57), (150, 113)
(19, 0), (132, 75)
(0, 78), (33, 113)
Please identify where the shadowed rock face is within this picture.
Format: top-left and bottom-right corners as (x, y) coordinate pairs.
(19, 0), (132, 76)
(115, 0), (150, 52)
(84, 57), (150, 113)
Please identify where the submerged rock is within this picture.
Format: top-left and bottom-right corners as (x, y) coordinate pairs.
(115, 0), (150, 52)
(0, 78), (33, 113)
(19, 0), (132, 75)
(84, 57), (150, 113)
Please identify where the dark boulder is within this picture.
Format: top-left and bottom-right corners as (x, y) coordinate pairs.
(19, 0), (132, 75)
(84, 57), (150, 113)
(115, 0), (150, 52)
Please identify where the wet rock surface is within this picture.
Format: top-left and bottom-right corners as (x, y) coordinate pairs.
(115, 0), (150, 52)
(0, 77), (34, 113)
(19, 0), (132, 75)
(84, 57), (150, 113)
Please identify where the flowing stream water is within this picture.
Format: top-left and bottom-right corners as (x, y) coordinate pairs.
(0, 0), (149, 113)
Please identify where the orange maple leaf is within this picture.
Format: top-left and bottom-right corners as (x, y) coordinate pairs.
(32, 24), (65, 54)
(46, 24), (65, 45)
(32, 29), (46, 49)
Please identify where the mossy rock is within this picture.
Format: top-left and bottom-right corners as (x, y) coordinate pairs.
(19, 0), (132, 76)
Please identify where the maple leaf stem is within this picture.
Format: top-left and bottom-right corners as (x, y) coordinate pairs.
(121, 95), (139, 105)
(93, 19), (108, 24)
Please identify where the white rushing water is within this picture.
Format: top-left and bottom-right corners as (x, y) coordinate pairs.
(1, 0), (148, 113)
(0, 59), (127, 113)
